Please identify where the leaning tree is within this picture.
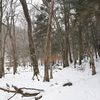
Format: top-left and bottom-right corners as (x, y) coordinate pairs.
(19, 0), (39, 80)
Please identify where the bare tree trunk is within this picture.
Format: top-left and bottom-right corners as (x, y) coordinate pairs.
(44, 0), (54, 82)
(50, 57), (53, 79)
(19, 0), (39, 80)
(78, 22), (83, 65)
(71, 29), (77, 68)
(8, 25), (17, 75)
(88, 45), (96, 75)
(67, 4), (73, 64)
(87, 22), (96, 75)
(91, 24), (98, 59)
(50, 39), (53, 79)
(12, 14), (18, 74)
(0, 0), (3, 78)
(63, 0), (69, 67)
(2, 26), (8, 77)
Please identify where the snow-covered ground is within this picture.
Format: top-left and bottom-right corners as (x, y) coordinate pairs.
(0, 58), (100, 100)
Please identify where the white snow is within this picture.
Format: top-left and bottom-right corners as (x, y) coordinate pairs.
(0, 58), (100, 100)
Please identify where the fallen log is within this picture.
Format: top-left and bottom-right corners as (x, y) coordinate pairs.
(63, 82), (73, 87)
(0, 86), (40, 97)
(0, 87), (15, 93)
(0, 84), (44, 100)
(12, 85), (43, 97)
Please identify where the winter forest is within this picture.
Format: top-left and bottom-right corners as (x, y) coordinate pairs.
(0, 0), (100, 100)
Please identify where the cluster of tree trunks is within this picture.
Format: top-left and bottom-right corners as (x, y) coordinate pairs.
(0, 0), (99, 81)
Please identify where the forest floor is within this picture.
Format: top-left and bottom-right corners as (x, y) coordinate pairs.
(0, 58), (100, 100)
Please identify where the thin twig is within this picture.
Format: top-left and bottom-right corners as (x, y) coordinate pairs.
(8, 92), (17, 100)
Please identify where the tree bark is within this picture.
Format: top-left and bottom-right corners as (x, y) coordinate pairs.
(19, 0), (39, 80)
(71, 28), (77, 68)
(12, 8), (18, 74)
(88, 46), (96, 75)
(67, 4), (73, 64)
(0, 0), (3, 78)
(63, 0), (69, 67)
(44, 0), (54, 82)
(78, 22), (83, 65)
